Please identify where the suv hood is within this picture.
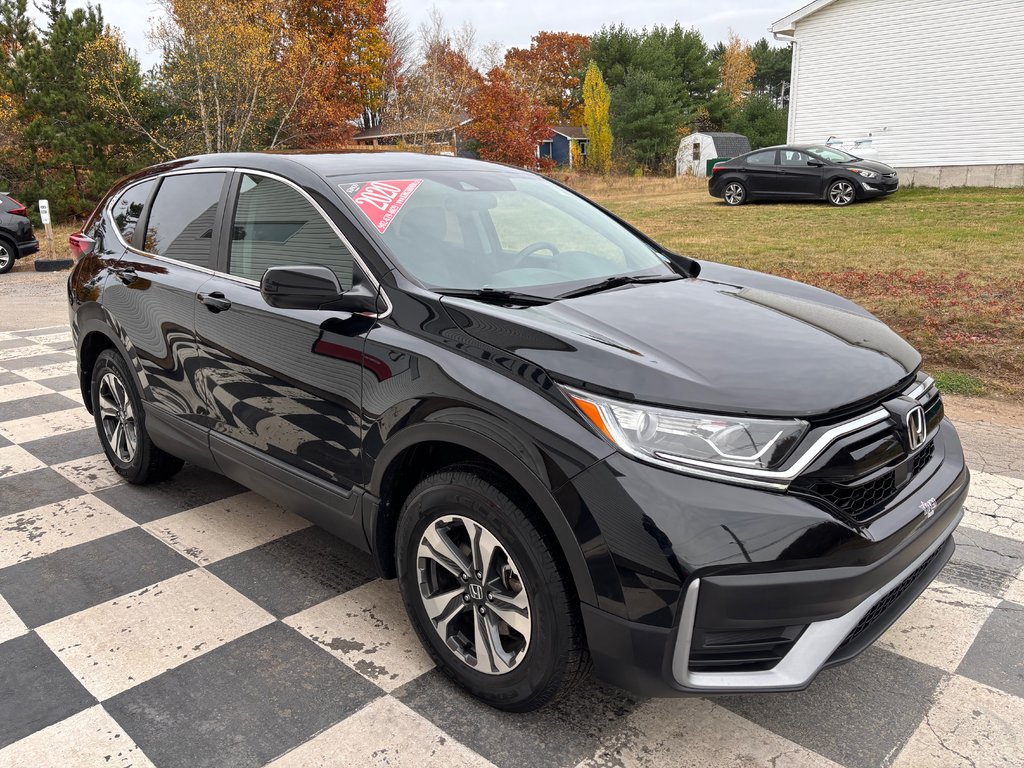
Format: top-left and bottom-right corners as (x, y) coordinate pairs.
(441, 268), (920, 418)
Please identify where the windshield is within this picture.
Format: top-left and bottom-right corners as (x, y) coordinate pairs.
(331, 170), (674, 295)
(807, 146), (860, 163)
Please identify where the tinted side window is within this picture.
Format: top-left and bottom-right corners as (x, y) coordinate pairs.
(144, 173), (225, 266)
(110, 179), (155, 244)
(228, 174), (353, 289)
(746, 151), (778, 166)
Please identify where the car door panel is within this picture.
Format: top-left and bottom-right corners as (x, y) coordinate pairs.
(741, 150), (782, 196)
(100, 172), (226, 428)
(192, 171), (375, 526)
(777, 151), (826, 197)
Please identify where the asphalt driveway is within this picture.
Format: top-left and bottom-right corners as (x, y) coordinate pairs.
(0, 315), (1022, 767)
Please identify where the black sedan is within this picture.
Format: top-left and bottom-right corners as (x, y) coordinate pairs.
(709, 145), (899, 207)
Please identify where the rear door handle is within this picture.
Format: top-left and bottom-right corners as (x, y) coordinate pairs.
(198, 292), (232, 312)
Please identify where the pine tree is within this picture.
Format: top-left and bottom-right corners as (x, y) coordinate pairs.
(582, 61), (612, 174)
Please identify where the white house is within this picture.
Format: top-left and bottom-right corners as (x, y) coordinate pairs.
(675, 132), (751, 177)
(772, 0), (1024, 187)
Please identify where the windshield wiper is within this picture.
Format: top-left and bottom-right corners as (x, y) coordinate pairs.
(558, 274), (682, 299)
(437, 288), (553, 306)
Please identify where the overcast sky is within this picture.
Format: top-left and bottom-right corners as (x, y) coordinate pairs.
(46, 0), (794, 69)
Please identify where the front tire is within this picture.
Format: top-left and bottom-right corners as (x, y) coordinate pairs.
(90, 349), (184, 484)
(396, 465), (590, 711)
(828, 179), (857, 207)
(723, 181), (747, 206)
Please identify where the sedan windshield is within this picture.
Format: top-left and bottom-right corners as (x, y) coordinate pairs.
(331, 170), (675, 296)
(807, 146), (860, 163)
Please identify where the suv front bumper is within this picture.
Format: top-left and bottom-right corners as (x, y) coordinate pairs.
(575, 420), (968, 696)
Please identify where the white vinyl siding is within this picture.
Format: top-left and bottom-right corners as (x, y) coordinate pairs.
(786, 0), (1024, 167)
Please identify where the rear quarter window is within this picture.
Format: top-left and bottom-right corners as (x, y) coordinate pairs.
(110, 179), (156, 244)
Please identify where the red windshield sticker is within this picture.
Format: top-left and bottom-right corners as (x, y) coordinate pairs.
(340, 179), (423, 234)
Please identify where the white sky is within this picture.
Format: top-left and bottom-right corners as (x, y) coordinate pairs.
(44, 0), (795, 69)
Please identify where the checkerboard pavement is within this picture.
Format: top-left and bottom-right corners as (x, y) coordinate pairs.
(1, 324), (1023, 768)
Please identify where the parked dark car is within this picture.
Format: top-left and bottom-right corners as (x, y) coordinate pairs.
(69, 153), (966, 712)
(709, 145), (900, 207)
(0, 193), (40, 273)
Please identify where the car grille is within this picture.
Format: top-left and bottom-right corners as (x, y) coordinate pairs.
(789, 384), (942, 525)
(801, 441), (935, 523)
(834, 542), (946, 653)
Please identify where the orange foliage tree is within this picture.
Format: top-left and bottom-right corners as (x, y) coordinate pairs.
(504, 31), (589, 122)
(466, 67), (549, 166)
(720, 31), (756, 106)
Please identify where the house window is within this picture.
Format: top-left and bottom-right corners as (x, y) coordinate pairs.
(693, 142), (701, 162)
(579, 141), (588, 156)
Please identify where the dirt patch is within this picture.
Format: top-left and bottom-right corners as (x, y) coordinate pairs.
(943, 395), (1024, 429)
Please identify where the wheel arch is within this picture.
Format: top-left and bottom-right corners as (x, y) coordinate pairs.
(75, 321), (143, 415)
(367, 421), (598, 607)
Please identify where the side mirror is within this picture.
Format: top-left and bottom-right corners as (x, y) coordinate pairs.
(807, 160), (824, 167)
(261, 265), (381, 314)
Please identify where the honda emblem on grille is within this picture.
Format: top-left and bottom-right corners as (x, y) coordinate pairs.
(919, 497), (937, 518)
(906, 405), (927, 450)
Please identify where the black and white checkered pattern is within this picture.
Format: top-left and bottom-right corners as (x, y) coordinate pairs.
(2, 325), (1022, 768)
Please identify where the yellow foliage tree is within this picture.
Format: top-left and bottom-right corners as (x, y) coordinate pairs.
(721, 31), (756, 106)
(582, 61), (612, 174)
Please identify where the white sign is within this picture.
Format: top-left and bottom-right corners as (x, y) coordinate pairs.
(38, 199), (50, 225)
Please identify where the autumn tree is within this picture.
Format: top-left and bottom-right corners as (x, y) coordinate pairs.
(278, 0), (388, 146)
(466, 67), (548, 166)
(582, 61), (612, 174)
(504, 31), (589, 122)
(720, 31), (755, 106)
(401, 9), (482, 146)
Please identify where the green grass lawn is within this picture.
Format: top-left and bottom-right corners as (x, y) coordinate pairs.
(566, 176), (1024, 398)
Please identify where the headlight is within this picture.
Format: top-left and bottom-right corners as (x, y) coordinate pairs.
(850, 168), (878, 179)
(564, 387), (808, 478)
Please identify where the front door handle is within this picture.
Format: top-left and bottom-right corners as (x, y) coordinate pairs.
(198, 292), (232, 312)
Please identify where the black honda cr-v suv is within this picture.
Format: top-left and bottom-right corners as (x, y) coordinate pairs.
(69, 153), (968, 711)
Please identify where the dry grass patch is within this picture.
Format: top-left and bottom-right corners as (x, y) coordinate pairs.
(568, 178), (1024, 398)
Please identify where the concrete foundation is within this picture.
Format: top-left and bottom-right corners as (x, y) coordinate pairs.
(897, 164), (1024, 189)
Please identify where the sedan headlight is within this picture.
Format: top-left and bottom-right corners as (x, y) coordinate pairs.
(849, 168), (879, 179)
(564, 387), (808, 478)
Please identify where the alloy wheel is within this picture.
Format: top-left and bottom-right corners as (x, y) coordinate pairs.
(724, 183), (745, 205)
(98, 371), (138, 463)
(830, 181), (855, 206)
(0, 244), (11, 271)
(416, 514), (532, 675)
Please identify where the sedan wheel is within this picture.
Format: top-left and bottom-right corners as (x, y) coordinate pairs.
(828, 180), (856, 207)
(416, 513), (532, 675)
(724, 182), (747, 206)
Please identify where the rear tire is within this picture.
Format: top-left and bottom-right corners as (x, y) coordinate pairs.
(723, 181), (747, 206)
(90, 349), (184, 484)
(396, 464), (590, 712)
(0, 239), (15, 274)
(828, 179), (857, 207)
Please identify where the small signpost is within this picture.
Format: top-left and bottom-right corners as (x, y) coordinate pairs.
(34, 197), (73, 271)
(39, 199), (54, 257)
